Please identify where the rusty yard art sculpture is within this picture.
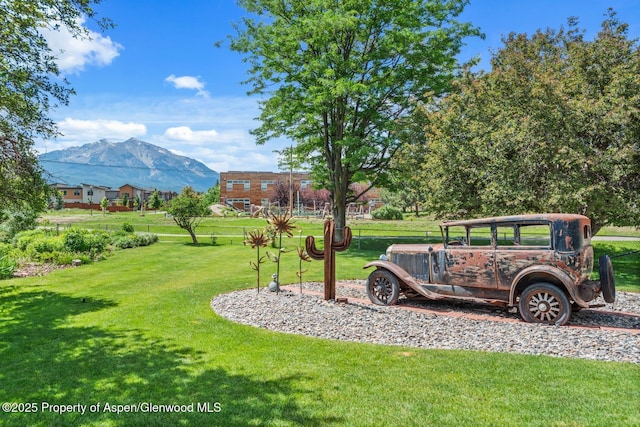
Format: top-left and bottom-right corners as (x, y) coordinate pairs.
(305, 221), (352, 300)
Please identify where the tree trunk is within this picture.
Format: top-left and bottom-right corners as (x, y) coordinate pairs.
(187, 228), (198, 244)
(331, 166), (349, 243)
(332, 196), (347, 243)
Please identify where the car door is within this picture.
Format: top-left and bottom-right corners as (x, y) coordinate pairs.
(444, 225), (497, 288)
(494, 222), (554, 289)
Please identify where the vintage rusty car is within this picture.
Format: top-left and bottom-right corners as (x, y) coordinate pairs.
(364, 214), (615, 325)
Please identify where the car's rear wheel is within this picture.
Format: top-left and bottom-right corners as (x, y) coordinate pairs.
(519, 283), (571, 326)
(366, 269), (400, 306)
(598, 255), (616, 303)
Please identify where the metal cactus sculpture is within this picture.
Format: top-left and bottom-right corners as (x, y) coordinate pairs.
(305, 220), (352, 300)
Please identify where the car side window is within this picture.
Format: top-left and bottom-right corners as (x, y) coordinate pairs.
(496, 226), (516, 246)
(518, 224), (551, 247)
(468, 226), (492, 246)
(446, 226), (467, 246)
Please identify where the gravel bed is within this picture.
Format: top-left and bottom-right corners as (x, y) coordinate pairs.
(211, 281), (640, 364)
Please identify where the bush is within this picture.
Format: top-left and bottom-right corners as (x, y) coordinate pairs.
(29, 236), (63, 254)
(25, 236), (64, 262)
(63, 228), (89, 252)
(0, 242), (12, 258)
(371, 206), (404, 220)
(0, 209), (39, 242)
(113, 236), (136, 249)
(0, 255), (16, 279)
(7, 226), (158, 269)
(113, 233), (158, 249)
(52, 252), (91, 266)
(122, 222), (135, 233)
(63, 228), (110, 255)
(134, 232), (158, 247)
(14, 229), (47, 251)
(85, 231), (109, 254)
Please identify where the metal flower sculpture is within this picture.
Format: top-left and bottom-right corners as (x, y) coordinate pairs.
(245, 229), (270, 292)
(265, 212), (296, 293)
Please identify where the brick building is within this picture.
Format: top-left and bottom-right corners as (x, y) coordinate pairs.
(219, 171), (384, 216)
(220, 171), (312, 212)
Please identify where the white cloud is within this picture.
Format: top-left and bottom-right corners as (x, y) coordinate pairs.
(163, 126), (219, 142)
(42, 17), (123, 74)
(58, 118), (147, 140)
(44, 94), (292, 172)
(162, 125), (252, 145)
(169, 146), (277, 173)
(165, 75), (209, 97)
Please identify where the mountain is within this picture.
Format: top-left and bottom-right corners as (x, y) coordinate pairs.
(38, 138), (219, 192)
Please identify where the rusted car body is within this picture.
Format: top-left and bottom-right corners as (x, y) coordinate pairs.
(364, 214), (615, 325)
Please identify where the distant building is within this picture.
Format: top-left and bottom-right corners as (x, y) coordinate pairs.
(219, 171), (383, 216)
(81, 183), (111, 204)
(219, 171), (312, 212)
(48, 183), (176, 210)
(49, 183), (82, 204)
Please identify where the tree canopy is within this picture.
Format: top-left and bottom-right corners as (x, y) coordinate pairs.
(1, 0), (109, 216)
(228, 0), (480, 238)
(166, 187), (210, 244)
(403, 10), (640, 234)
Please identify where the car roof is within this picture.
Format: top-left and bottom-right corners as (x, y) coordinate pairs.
(440, 213), (590, 228)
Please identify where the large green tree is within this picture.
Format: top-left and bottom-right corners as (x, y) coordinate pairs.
(408, 10), (640, 234)
(1, 0), (110, 218)
(228, 0), (479, 239)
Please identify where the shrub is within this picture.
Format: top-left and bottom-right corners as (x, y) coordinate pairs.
(14, 229), (47, 251)
(52, 252), (91, 266)
(63, 228), (89, 252)
(122, 222), (135, 233)
(113, 236), (136, 249)
(25, 236), (64, 262)
(29, 236), (63, 254)
(0, 255), (16, 279)
(0, 242), (12, 257)
(113, 233), (158, 249)
(0, 209), (39, 242)
(85, 231), (109, 254)
(371, 206), (404, 220)
(63, 229), (110, 255)
(133, 232), (158, 247)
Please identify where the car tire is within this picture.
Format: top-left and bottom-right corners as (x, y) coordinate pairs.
(598, 255), (616, 303)
(519, 283), (572, 326)
(366, 269), (400, 306)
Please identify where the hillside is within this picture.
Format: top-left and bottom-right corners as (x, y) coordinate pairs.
(38, 138), (219, 192)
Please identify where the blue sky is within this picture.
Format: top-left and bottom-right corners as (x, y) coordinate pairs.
(38, 0), (640, 173)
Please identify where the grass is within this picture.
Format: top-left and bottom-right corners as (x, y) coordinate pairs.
(0, 212), (638, 425)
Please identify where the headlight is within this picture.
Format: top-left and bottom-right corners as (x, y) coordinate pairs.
(379, 254), (388, 261)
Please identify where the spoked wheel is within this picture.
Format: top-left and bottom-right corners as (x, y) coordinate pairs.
(598, 255), (616, 303)
(366, 269), (400, 306)
(519, 283), (572, 326)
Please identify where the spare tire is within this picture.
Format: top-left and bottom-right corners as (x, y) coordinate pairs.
(598, 255), (616, 303)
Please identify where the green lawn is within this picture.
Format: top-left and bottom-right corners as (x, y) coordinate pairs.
(1, 213), (638, 425)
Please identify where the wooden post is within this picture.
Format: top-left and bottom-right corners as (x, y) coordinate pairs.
(305, 220), (352, 300)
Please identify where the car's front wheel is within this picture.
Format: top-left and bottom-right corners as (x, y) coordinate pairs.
(519, 283), (572, 326)
(366, 269), (400, 306)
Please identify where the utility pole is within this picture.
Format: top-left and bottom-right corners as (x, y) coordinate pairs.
(289, 143), (293, 216)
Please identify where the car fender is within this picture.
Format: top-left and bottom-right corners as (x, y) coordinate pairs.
(363, 260), (418, 286)
(509, 265), (588, 308)
(363, 261), (446, 300)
